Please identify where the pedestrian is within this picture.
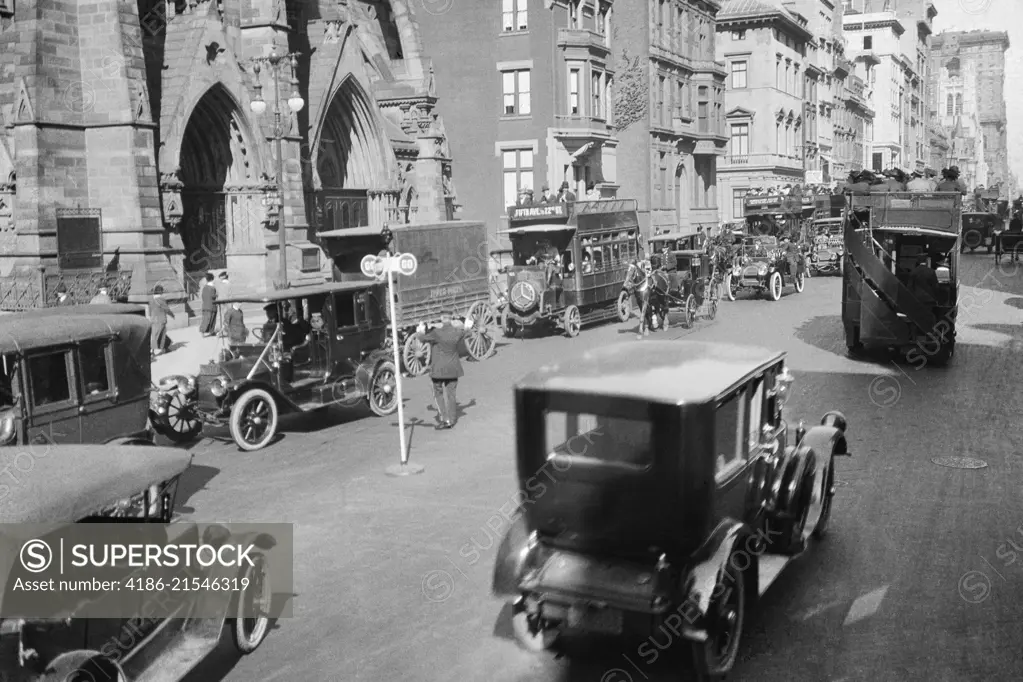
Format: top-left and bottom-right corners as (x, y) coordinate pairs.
(215, 271), (231, 336)
(540, 183), (556, 204)
(906, 171), (930, 192)
(150, 285), (174, 357)
(936, 167), (967, 194)
(557, 181), (577, 203)
(199, 272), (218, 337)
(585, 182), (600, 200)
(224, 302), (248, 345)
(415, 310), (473, 430)
(89, 286), (111, 304)
(54, 283), (73, 306)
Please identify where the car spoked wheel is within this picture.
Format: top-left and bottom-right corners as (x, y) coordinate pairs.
(229, 389), (279, 451)
(794, 271), (805, 293)
(511, 597), (560, 652)
(616, 289), (632, 322)
(683, 294), (696, 329)
(232, 550), (272, 654)
(708, 298), (718, 320)
(691, 556), (745, 677)
(724, 273), (737, 301)
(158, 392), (202, 443)
(368, 360), (399, 416)
(402, 334), (431, 377)
(768, 271), (783, 301)
(563, 305), (581, 337)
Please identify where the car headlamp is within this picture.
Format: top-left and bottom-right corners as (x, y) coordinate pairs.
(0, 411), (16, 445)
(210, 376), (229, 397)
(176, 376), (196, 394)
(758, 264), (768, 276)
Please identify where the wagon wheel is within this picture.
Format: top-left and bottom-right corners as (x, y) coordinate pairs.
(708, 297), (718, 320)
(616, 289), (632, 322)
(155, 392), (202, 443)
(402, 333), (431, 377)
(682, 294), (696, 329)
(465, 301), (497, 360)
(562, 305), (581, 337)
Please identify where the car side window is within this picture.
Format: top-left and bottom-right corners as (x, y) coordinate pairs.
(27, 351), (74, 407)
(747, 378), (764, 451)
(0, 354), (18, 409)
(79, 341), (111, 397)
(715, 389), (747, 478)
(334, 293), (356, 327)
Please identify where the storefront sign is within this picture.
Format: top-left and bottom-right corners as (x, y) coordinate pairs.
(509, 203), (567, 221)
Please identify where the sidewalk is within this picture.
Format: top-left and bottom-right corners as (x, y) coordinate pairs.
(152, 303), (268, 379)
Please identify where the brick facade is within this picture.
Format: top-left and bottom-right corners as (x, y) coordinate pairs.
(0, 0), (457, 305)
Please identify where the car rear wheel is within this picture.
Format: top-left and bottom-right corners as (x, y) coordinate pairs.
(511, 598), (560, 652)
(768, 271), (783, 301)
(231, 550), (272, 654)
(616, 289), (632, 322)
(563, 305), (581, 337)
(402, 334), (431, 377)
(368, 361), (399, 416)
(691, 554), (745, 678)
(155, 392), (202, 443)
(964, 230), (982, 250)
(229, 389), (278, 451)
(813, 461), (836, 539)
(793, 271), (805, 293)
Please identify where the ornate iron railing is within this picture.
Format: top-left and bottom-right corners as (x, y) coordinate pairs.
(0, 267), (133, 311)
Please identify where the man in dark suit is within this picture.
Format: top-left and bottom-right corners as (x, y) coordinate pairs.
(415, 310), (472, 429)
(908, 255), (939, 315)
(150, 285), (175, 356)
(199, 272), (218, 337)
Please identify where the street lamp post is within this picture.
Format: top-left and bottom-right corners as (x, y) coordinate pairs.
(249, 48), (304, 289)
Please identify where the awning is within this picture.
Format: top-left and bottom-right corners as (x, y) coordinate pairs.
(500, 223), (576, 234)
(317, 226), (388, 239)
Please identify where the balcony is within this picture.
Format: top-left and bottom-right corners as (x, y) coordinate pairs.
(834, 57), (852, 78)
(553, 115), (613, 140)
(722, 154), (804, 170)
(557, 28), (610, 56)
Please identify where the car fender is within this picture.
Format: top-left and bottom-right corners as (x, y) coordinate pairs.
(41, 650), (123, 681)
(225, 381), (296, 413)
(680, 519), (758, 641)
(492, 514), (533, 599)
(769, 445), (817, 518)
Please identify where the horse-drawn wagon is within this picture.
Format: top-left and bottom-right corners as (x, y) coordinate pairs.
(499, 200), (642, 337)
(318, 221), (498, 377)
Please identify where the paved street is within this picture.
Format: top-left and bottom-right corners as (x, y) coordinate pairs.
(175, 255), (1023, 682)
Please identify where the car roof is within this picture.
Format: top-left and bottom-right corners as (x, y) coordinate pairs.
(219, 280), (380, 304)
(0, 445), (191, 524)
(516, 341), (785, 405)
(16, 303), (147, 317)
(0, 311), (151, 354)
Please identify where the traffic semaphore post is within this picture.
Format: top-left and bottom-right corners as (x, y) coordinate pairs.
(361, 252), (424, 476)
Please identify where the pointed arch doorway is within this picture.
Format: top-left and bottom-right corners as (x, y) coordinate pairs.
(178, 84), (263, 290)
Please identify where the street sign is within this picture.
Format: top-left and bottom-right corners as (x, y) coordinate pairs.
(360, 254), (383, 279)
(396, 253), (417, 276)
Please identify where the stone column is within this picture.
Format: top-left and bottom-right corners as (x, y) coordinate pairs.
(415, 134), (446, 223)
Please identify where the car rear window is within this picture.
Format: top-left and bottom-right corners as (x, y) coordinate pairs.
(545, 410), (653, 467)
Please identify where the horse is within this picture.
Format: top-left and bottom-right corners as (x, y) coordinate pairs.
(624, 261), (669, 337)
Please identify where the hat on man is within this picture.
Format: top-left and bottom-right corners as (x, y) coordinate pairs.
(218, 271), (229, 279)
(559, 181), (570, 190)
(911, 170), (923, 179)
(542, 183), (550, 191)
(153, 284), (164, 295)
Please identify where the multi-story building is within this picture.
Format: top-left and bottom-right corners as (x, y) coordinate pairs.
(613, 0), (727, 241)
(715, 0), (813, 221)
(417, 0), (619, 243)
(790, 0), (874, 180)
(842, 0), (934, 174)
(929, 31), (1011, 194)
(0, 0), (457, 302)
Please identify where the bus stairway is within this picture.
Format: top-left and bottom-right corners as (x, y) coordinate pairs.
(844, 231), (937, 338)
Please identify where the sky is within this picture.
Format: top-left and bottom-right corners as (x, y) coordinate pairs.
(931, 0), (1022, 181)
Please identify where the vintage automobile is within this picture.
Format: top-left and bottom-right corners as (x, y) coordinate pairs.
(808, 217), (844, 276)
(960, 212), (1001, 253)
(499, 200), (642, 338)
(0, 308), (156, 448)
(151, 282), (399, 451)
(0, 444), (275, 681)
(492, 341), (850, 677)
(723, 235), (805, 301)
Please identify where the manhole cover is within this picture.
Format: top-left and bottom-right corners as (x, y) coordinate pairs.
(931, 456), (988, 469)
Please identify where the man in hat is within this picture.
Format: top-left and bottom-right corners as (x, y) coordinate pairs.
(54, 283), (73, 306)
(224, 302), (248, 346)
(557, 181), (576, 203)
(415, 309), (474, 430)
(540, 183), (557, 204)
(516, 187), (535, 207)
(906, 170), (931, 192)
(89, 286), (111, 305)
(215, 271), (231, 336)
(585, 182), (600, 200)
(149, 285), (174, 356)
(199, 272), (218, 337)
